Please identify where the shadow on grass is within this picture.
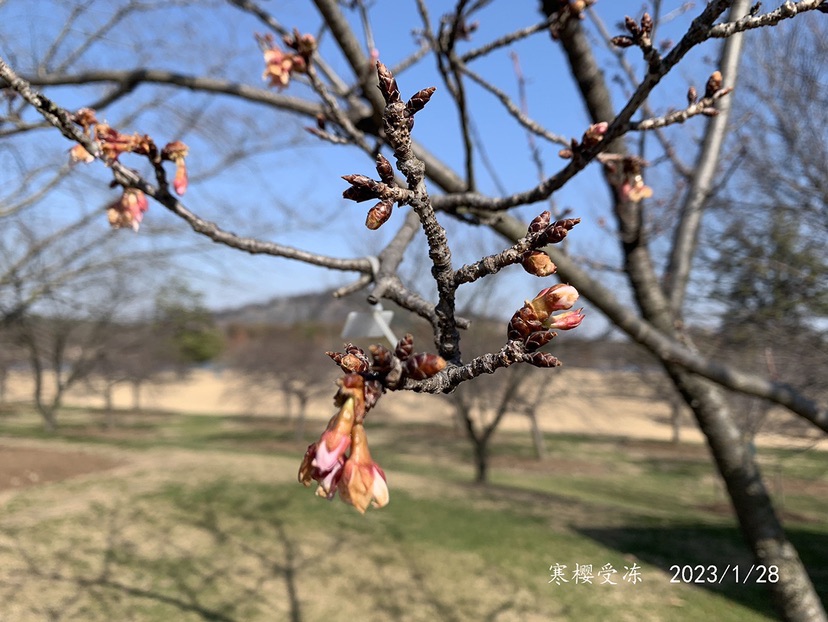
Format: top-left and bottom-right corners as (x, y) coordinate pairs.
(0, 483), (318, 621)
(576, 523), (828, 618)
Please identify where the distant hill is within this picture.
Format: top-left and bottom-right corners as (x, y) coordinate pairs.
(213, 288), (660, 371)
(214, 288), (439, 336)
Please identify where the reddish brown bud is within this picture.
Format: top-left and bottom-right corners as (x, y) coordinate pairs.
(327, 345), (370, 373)
(526, 352), (561, 368)
(507, 306), (543, 341)
(404, 352), (447, 380)
(342, 174), (381, 203)
(687, 85), (698, 105)
(611, 36), (636, 48)
(705, 71), (723, 99)
(366, 201), (393, 230)
(405, 87), (436, 116)
(375, 153), (394, 185)
(524, 330), (556, 352)
(640, 13), (653, 36)
(528, 211), (552, 235)
(522, 251), (557, 277)
(395, 333), (414, 361)
(558, 148), (574, 159)
(376, 61), (401, 104)
(538, 218), (581, 246)
(624, 15), (640, 36)
(369, 344), (394, 374)
(701, 108), (719, 117)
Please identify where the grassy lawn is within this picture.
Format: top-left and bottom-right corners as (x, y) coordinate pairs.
(0, 405), (825, 621)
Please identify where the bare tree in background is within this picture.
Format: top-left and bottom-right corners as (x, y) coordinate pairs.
(0, 1), (826, 618)
(226, 322), (339, 440)
(12, 276), (135, 431)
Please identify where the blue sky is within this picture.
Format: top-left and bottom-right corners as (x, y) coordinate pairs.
(0, 1), (731, 331)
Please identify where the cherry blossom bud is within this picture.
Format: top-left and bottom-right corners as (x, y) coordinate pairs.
(581, 121), (608, 148)
(299, 377), (361, 497)
(366, 200), (393, 230)
(528, 284), (579, 322)
(405, 87), (437, 116)
(611, 35), (635, 48)
(338, 423), (389, 513)
(640, 13), (653, 36)
(376, 62), (402, 105)
(375, 153), (395, 185)
(526, 352), (561, 368)
(326, 345), (370, 373)
(369, 344), (394, 374)
(705, 71), (723, 99)
(624, 15), (640, 36)
(107, 188), (149, 232)
(687, 85), (698, 105)
(394, 333), (414, 361)
(405, 352), (447, 380)
(546, 308), (586, 331)
(524, 330), (556, 352)
(522, 251), (557, 277)
(528, 211), (552, 235)
(507, 305), (543, 341)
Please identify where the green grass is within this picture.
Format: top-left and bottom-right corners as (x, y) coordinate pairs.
(0, 406), (825, 621)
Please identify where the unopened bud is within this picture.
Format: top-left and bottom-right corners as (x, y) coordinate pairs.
(704, 71), (723, 99)
(546, 308), (585, 331)
(687, 85), (698, 105)
(526, 352), (561, 368)
(395, 333), (414, 361)
(366, 201), (393, 230)
(524, 330), (556, 352)
(522, 251), (557, 277)
(528, 284), (579, 321)
(404, 353), (446, 380)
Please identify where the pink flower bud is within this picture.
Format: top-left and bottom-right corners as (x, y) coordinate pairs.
(528, 284), (579, 322)
(546, 308), (585, 331)
(338, 424), (389, 513)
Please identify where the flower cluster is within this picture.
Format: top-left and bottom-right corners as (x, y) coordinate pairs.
(107, 188), (149, 232)
(508, 284), (585, 367)
(301, 335), (445, 512)
(257, 30), (316, 89)
(299, 374), (389, 514)
(68, 107), (189, 231)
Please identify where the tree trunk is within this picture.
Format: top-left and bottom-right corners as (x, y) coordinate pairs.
(104, 384), (115, 428)
(670, 393), (682, 445)
(38, 404), (58, 433)
(473, 439), (488, 484)
(527, 411), (546, 460)
(666, 366), (825, 621)
(131, 380), (141, 411)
